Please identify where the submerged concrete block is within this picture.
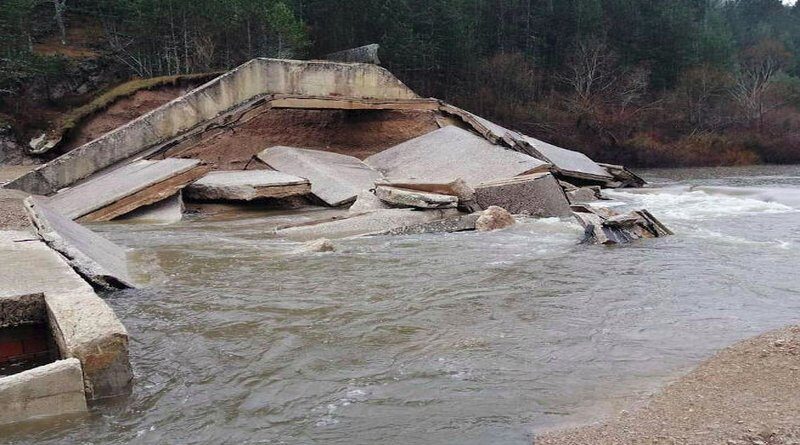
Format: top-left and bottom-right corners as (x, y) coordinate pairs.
(374, 185), (458, 209)
(572, 205), (673, 245)
(0, 358), (87, 425)
(6, 58), (419, 195)
(385, 213), (481, 235)
(258, 147), (383, 207)
(474, 173), (572, 218)
(24, 197), (134, 289)
(185, 170), (311, 202)
(365, 126), (548, 186)
(276, 208), (461, 241)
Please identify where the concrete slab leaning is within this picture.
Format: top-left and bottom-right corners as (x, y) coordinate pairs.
(258, 146), (383, 207)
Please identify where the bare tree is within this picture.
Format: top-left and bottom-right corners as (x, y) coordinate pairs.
(731, 39), (791, 132)
(53, 0), (67, 45)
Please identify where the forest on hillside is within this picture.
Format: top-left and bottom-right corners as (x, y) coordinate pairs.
(2, 0), (800, 167)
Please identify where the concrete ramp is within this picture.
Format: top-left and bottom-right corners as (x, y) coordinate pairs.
(6, 59), (419, 195)
(24, 197), (134, 289)
(365, 126), (549, 186)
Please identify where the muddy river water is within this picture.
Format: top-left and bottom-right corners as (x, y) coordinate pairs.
(6, 165), (800, 445)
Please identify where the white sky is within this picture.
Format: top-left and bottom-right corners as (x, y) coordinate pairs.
(784, 0), (797, 5)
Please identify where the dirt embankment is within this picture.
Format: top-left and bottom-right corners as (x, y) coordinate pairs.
(537, 326), (800, 445)
(157, 107), (442, 170)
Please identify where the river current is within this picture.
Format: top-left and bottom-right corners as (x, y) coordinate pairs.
(6, 165), (800, 444)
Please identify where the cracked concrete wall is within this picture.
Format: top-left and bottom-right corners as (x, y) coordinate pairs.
(6, 59), (420, 196)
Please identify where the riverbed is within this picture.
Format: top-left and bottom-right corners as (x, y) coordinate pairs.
(6, 165), (800, 445)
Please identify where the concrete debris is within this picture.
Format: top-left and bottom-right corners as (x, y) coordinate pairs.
(522, 136), (614, 183)
(24, 197), (134, 289)
(474, 173), (572, 218)
(475, 206), (516, 232)
(117, 192), (184, 224)
(6, 58), (419, 195)
(0, 232), (132, 400)
(185, 170), (311, 202)
(0, 358), (88, 426)
(365, 126), (549, 186)
(0, 293), (46, 329)
(324, 44), (381, 65)
(385, 213), (481, 235)
(559, 181), (606, 204)
(44, 158), (207, 222)
(276, 208), (461, 241)
(258, 146), (383, 207)
(374, 185), (458, 209)
(296, 238), (337, 253)
(598, 163), (648, 188)
(374, 178), (480, 212)
(572, 205), (673, 245)
(348, 189), (391, 213)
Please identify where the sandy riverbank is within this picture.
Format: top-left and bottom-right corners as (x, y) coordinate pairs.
(537, 325), (800, 444)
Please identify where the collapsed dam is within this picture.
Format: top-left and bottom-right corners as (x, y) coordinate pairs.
(0, 56), (667, 428)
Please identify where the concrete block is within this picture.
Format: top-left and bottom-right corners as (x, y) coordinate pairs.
(475, 206), (516, 232)
(0, 358), (87, 425)
(365, 126), (548, 186)
(0, 293), (46, 329)
(474, 173), (572, 218)
(185, 170), (311, 201)
(374, 185), (458, 209)
(258, 146), (383, 207)
(348, 189), (391, 214)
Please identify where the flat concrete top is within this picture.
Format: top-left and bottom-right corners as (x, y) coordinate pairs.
(192, 170), (309, 188)
(522, 136), (613, 181)
(258, 147), (383, 207)
(365, 126), (548, 186)
(45, 158), (201, 220)
(0, 231), (94, 299)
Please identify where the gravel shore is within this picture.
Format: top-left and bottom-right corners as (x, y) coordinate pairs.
(536, 326), (800, 444)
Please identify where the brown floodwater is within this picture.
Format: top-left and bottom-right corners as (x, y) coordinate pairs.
(4, 165), (800, 445)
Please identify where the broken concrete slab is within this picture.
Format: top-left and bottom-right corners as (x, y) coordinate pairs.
(572, 205), (673, 245)
(44, 158), (207, 222)
(374, 185), (458, 209)
(185, 170), (311, 202)
(349, 189), (391, 213)
(565, 185), (605, 204)
(324, 44), (381, 64)
(521, 136), (614, 183)
(0, 358), (87, 425)
(384, 213), (481, 235)
(24, 197), (134, 290)
(474, 173), (572, 218)
(475, 206), (516, 231)
(373, 178), (479, 211)
(6, 58), (420, 196)
(258, 146), (383, 207)
(365, 126), (549, 186)
(276, 208), (461, 241)
(598, 163), (647, 188)
(0, 232), (132, 400)
(117, 192), (184, 224)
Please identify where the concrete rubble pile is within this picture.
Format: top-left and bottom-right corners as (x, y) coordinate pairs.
(0, 54), (672, 425)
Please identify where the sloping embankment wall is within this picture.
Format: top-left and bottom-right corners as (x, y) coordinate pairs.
(7, 59), (420, 195)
